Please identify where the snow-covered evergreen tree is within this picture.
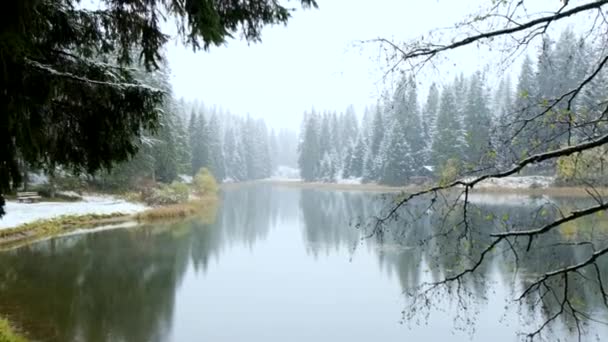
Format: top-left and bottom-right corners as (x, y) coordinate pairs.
(190, 113), (209, 175)
(492, 76), (515, 169)
(341, 105), (359, 147)
(206, 113), (225, 181)
(463, 71), (491, 166)
(298, 111), (321, 181)
(362, 104), (385, 182)
(511, 54), (538, 158)
(381, 120), (413, 186)
(394, 76), (424, 169)
(269, 129), (279, 173)
(431, 85), (466, 169)
(319, 152), (337, 182)
(422, 83), (440, 163)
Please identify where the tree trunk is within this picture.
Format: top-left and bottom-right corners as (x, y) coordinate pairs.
(49, 170), (56, 198)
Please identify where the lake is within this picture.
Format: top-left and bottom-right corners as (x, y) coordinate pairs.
(1, 185), (607, 341)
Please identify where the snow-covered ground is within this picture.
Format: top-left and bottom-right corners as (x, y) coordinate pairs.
(0, 194), (148, 230)
(336, 177), (362, 185)
(178, 174), (193, 184)
(467, 193), (554, 207)
(270, 165), (301, 181)
(465, 175), (555, 189)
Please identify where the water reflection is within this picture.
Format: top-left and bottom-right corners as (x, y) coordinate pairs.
(0, 185), (607, 341)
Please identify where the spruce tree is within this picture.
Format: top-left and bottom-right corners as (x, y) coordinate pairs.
(422, 83), (440, 164)
(350, 135), (366, 178)
(431, 85), (466, 169)
(512, 54), (539, 158)
(492, 77), (515, 169)
(269, 129), (279, 173)
(363, 104), (385, 182)
(207, 114), (225, 181)
(255, 120), (273, 179)
(463, 71), (491, 166)
(298, 112), (321, 181)
(0, 0), (317, 216)
(381, 121), (413, 186)
(394, 76), (424, 170)
(341, 105), (359, 147)
(151, 112), (179, 183)
(191, 113), (209, 175)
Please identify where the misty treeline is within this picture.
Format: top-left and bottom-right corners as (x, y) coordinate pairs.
(92, 61), (298, 188)
(297, 28), (608, 186)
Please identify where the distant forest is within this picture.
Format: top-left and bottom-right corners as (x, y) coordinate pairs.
(91, 28), (607, 189)
(296, 28), (607, 185)
(93, 59), (298, 188)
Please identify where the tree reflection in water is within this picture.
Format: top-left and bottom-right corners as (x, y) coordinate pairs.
(0, 186), (606, 341)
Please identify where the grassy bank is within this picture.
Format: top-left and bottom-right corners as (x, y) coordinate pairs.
(135, 196), (218, 223)
(0, 195), (220, 249)
(2, 178), (598, 249)
(0, 318), (28, 342)
(0, 213), (131, 248)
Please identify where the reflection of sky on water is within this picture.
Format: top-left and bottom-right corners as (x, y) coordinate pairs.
(0, 185), (606, 341)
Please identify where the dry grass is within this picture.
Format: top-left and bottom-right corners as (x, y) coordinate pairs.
(136, 203), (199, 221)
(0, 213), (129, 248)
(0, 192), (220, 249)
(136, 195), (219, 223)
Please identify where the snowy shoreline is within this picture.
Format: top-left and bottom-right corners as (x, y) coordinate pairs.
(257, 175), (608, 199)
(0, 194), (148, 230)
(259, 175), (557, 191)
(0, 175), (585, 231)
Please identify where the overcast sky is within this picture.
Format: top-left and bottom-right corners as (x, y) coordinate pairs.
(165, 0), (582, 130)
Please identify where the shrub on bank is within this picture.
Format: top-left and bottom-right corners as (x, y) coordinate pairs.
(438, 158), (461, 186)
(194, 168), (218, 196)
(136, 196), (219, 223)
(556, 146), (608, 186)
(0, 318), (29, 342)
(142, 181), (189, 206)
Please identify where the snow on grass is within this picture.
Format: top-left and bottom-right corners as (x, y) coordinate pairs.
(29, 172), (48, 186)
(336, 177), (362, 185)
(178, 174), (193, 184)
(0, 194), (148, 230)
(270, 165), (301, 181)
(467, 193), (554, 207)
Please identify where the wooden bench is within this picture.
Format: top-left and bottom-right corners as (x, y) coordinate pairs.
(17, 191), (42, 203)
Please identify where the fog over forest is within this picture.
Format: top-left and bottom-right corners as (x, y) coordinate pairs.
(139, 25), (603, 188)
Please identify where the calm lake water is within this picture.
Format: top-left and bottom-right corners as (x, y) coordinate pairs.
(1, 185), (608, 341)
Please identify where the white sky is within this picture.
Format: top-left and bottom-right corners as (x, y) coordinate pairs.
(165, 0), (585, 130)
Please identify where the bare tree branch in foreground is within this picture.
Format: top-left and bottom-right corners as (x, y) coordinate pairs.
(366, 1), (608, 339)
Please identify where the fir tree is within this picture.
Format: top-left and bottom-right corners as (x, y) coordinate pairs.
(431, 85), (466, 169)
(0, 0), (317, 216)
(191, 113), (209, 175)
(363, 104), (385, 182)
(207, 114), (225, 181)
(463, 71), (491, 166)
(422, 83), (440, 164)
(298, 112), (321, 181)
(381, 121), (413, 186)
(493, 77), (515, 169)
(512, 54), (539, 158)
(269, 129), (279, 173)
(394, 76), (425, 168)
